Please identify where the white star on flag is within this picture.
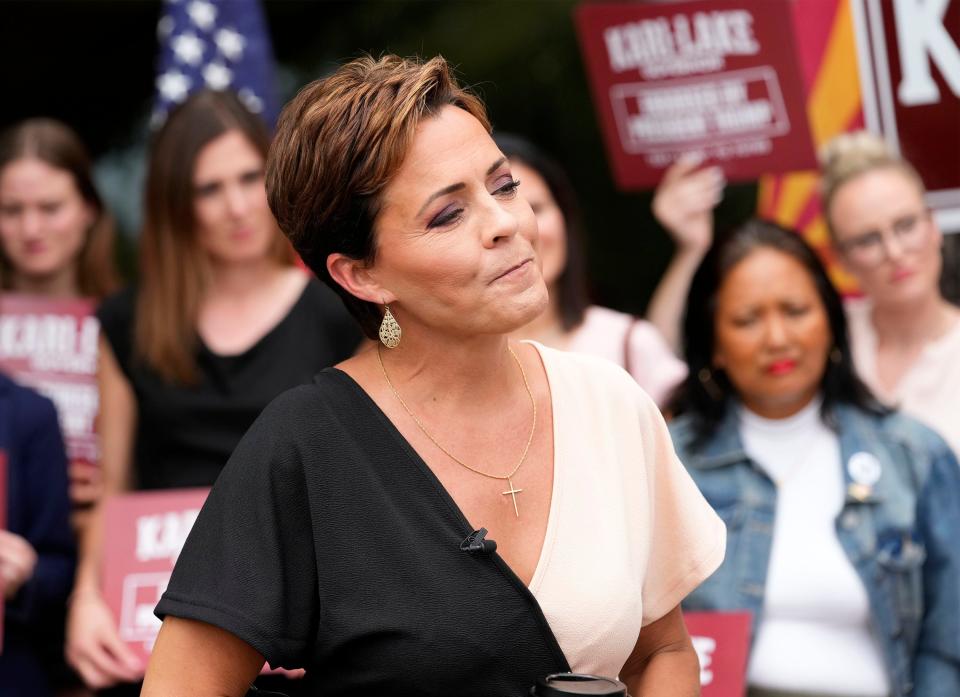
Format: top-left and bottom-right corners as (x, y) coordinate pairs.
(238, 88), (263, 113)
(157, 70), (192, 103)
(154, 0), (277, 127)
(203, 62), (233, 90)
(157, 15), (175, 39)
(172, 32), (205, 66)
(187, 0), (217, 31)
(215, 27), (246, 61)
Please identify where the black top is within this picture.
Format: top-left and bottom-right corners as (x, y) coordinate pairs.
(96, 279), (361, 490)
(155, 370), (570, 696)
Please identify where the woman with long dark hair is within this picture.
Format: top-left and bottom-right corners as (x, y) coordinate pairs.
(671, 219), (960, 697)
(65, 90), (360, 691)
(496, 134), (685, 406)
(0, 118), (119, 299)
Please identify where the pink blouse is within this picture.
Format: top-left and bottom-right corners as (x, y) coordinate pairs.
(566, 306), (687, 407)
(847, 298), (960, 455)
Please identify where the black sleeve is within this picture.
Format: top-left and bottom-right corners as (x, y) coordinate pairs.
(95, 287), (137, 379)
(154, 385), (320, 669)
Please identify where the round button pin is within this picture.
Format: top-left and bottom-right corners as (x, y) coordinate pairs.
(847, 451), (882, 487)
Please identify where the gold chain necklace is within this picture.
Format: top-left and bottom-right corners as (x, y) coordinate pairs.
(376, 343), (536, 517)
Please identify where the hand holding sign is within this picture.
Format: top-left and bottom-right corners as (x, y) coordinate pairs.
(69, 460), (103, 507)
(0, 529), (38, 599)
(93, 488), (295, 686)
(652, 155), (724, 254)
(66, 587), (145, 689)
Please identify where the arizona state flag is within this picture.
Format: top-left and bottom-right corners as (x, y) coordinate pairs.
(757, 0), (864, 294)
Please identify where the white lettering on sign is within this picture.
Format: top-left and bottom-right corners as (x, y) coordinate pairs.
(135, 509), (201, 564)
(39, 381), (99, 435)
(691, 635), (717, 686)
(0, 314), (99, 374)
(894, 0), (960, 104)
(618, 70), (779, 148)
(604, 11), (759, 79)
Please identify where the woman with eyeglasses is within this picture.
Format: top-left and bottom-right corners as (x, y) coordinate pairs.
(820, 132), (960, 455)
(647, 133), (960, 454)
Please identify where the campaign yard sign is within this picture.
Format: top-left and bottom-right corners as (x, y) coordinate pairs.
(0, 295), (100, 490)
(684, 611), (752, 696)
(852, 0), (960, 231)
(101, 488), (209, 666)
(0, 452), (6, 654)
(575, 0), (817, 188)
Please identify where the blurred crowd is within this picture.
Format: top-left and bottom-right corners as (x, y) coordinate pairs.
(0, 74), (957, 697)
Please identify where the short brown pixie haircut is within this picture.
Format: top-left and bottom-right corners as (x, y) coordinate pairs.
(266, 55), (490, 338)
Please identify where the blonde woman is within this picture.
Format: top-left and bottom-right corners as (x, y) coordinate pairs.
(820, 132), (960, 454)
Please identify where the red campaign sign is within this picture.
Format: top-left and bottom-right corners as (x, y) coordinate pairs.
(852, 0), (960, 230)
(684, 611), (752, 697)
(575, 0), (817, 188)
(101, 488), (300, 677)
(0, 452), (6, 655)
(0, 451), (6, 529)
(101, 488), (210, 666)
(0, 295), (101, 479)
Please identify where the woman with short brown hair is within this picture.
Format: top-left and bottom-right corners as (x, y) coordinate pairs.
(142, 55), (725, 696)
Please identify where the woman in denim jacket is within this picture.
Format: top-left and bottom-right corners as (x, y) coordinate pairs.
(669, 220), (960, 697)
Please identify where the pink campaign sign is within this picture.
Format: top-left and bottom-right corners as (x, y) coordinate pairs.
(0, 295), (101, 483)
(575, 0), (817, 189)
(684, 611), (752, 697)
(0, 452), (6, 654)
(101, 488), (210, 667)
(100, 488), (299, 678)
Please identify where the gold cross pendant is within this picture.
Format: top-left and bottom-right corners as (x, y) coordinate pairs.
(501, 477), (523, 517)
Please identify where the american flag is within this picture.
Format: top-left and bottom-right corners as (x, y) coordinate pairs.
(153, 0), (279, 127)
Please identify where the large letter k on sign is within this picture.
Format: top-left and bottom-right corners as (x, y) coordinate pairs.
(895, 0), (960, 105)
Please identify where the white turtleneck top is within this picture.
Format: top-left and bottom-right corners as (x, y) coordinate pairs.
(738, 398), (890, 696)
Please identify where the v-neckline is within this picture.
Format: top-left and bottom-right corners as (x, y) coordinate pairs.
(197, 275), (311, 361)
(330, 340), (562, 592)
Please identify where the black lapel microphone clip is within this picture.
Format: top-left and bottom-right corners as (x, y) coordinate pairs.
(460, 527), (497, 554)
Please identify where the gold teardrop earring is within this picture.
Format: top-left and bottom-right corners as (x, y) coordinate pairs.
(379, 304), (402, 349)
